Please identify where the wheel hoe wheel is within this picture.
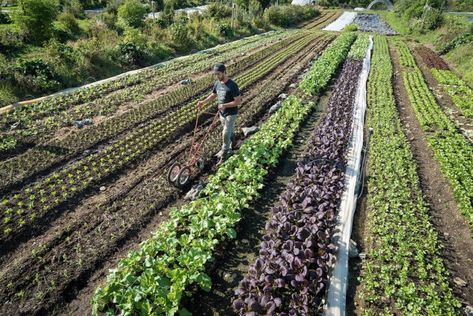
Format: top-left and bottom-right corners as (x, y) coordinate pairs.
(177, 166), (191, 188)
(167, 162), (181, 185)
(196, 158), (205, 171)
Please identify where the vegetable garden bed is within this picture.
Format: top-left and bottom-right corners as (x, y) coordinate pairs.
(1, 10), (472, 315)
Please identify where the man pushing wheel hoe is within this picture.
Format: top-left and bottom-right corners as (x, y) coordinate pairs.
(197, 63), (242, 165)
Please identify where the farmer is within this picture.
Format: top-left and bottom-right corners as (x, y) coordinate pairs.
(197, 63), (242, 164)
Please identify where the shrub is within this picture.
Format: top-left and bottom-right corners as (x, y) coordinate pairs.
(0, 28), (24, 55)
(263, 5), (318, 27)
(14, 58), (61, 93)
(0, 54), (15, 84)
(187, 12), (203, 39)
(0, 11), (12, 24)
(75, 36), (120, 79)
(422, 7), (444, 30)
(96, 11), (118, 30)
(203, 2), (232, 19)
(168, 21), (194, 51)
(156, 0), (175, 27)
(117, 0), (147, 28)
(117, 42), (146, 67)
(64, 0), (85, 18)
(0, 84), (18, 107)
(14, 0), (60, 44)
(217, 22), (233, 37)
(106, 0), (122, 14)
(248, 0), (262, 18)
(54, 12), (81, 41)
(44, 40), (78, 65)
(440, 33), (473, 54)
(145, 42), (173, 63)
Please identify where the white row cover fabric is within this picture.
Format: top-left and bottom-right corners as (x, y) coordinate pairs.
(84, 8), (106, 15)
(147, 5), (208, 19)
(323, 11), (357, 31)
(291, 0), (316, 6)
(323, 36), (374, 316)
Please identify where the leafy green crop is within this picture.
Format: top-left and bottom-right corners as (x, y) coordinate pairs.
(91, 95), (315, 315)
(359, 36), (460, 315)
(395, 39), (473, 230)
(394, 38), (417, 68)
(432, 68), (473, 119)
(300, 32), (356, 96)
(348, 34), (370, 60)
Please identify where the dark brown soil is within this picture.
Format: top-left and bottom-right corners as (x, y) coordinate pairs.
(390, 42), (473, 310)
(414, 45), (449, 70)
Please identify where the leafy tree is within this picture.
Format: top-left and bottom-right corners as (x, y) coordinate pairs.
(63, 0), (85, 18)
(117, 0), (147, 28)
(14, 0), (60, 44)
(54, 11), (81, 41)
(158, 0), (175, 27)
(0, 11), (12, 24)
(249, 0), (262, 17)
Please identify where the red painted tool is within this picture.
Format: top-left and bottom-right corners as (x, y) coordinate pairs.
(167, 105), (220, 188)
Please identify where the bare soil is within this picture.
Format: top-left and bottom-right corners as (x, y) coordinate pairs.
(413, 45), (449, 70)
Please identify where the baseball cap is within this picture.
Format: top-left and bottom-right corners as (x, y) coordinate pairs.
(213, 63), (226, 73)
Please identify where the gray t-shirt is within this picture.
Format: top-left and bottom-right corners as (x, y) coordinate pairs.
(212, 79), (240, 117)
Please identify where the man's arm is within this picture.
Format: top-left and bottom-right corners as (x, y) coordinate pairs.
(220, 95), (242, 109)
(197, 92), (216, 108)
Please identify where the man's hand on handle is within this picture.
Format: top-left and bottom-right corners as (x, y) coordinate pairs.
(197, 100), (205, 109)
(197, 92), (217, 110)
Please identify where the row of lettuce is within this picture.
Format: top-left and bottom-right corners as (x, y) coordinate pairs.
(91, 32), (357, 315)
(432, 68), (473, 120)
(232, 35), (367, 314)
(394, 39), (473, 230)
(358, 36), (460, 315)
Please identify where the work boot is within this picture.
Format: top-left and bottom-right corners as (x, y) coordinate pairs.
(217, 150), (231, 165)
